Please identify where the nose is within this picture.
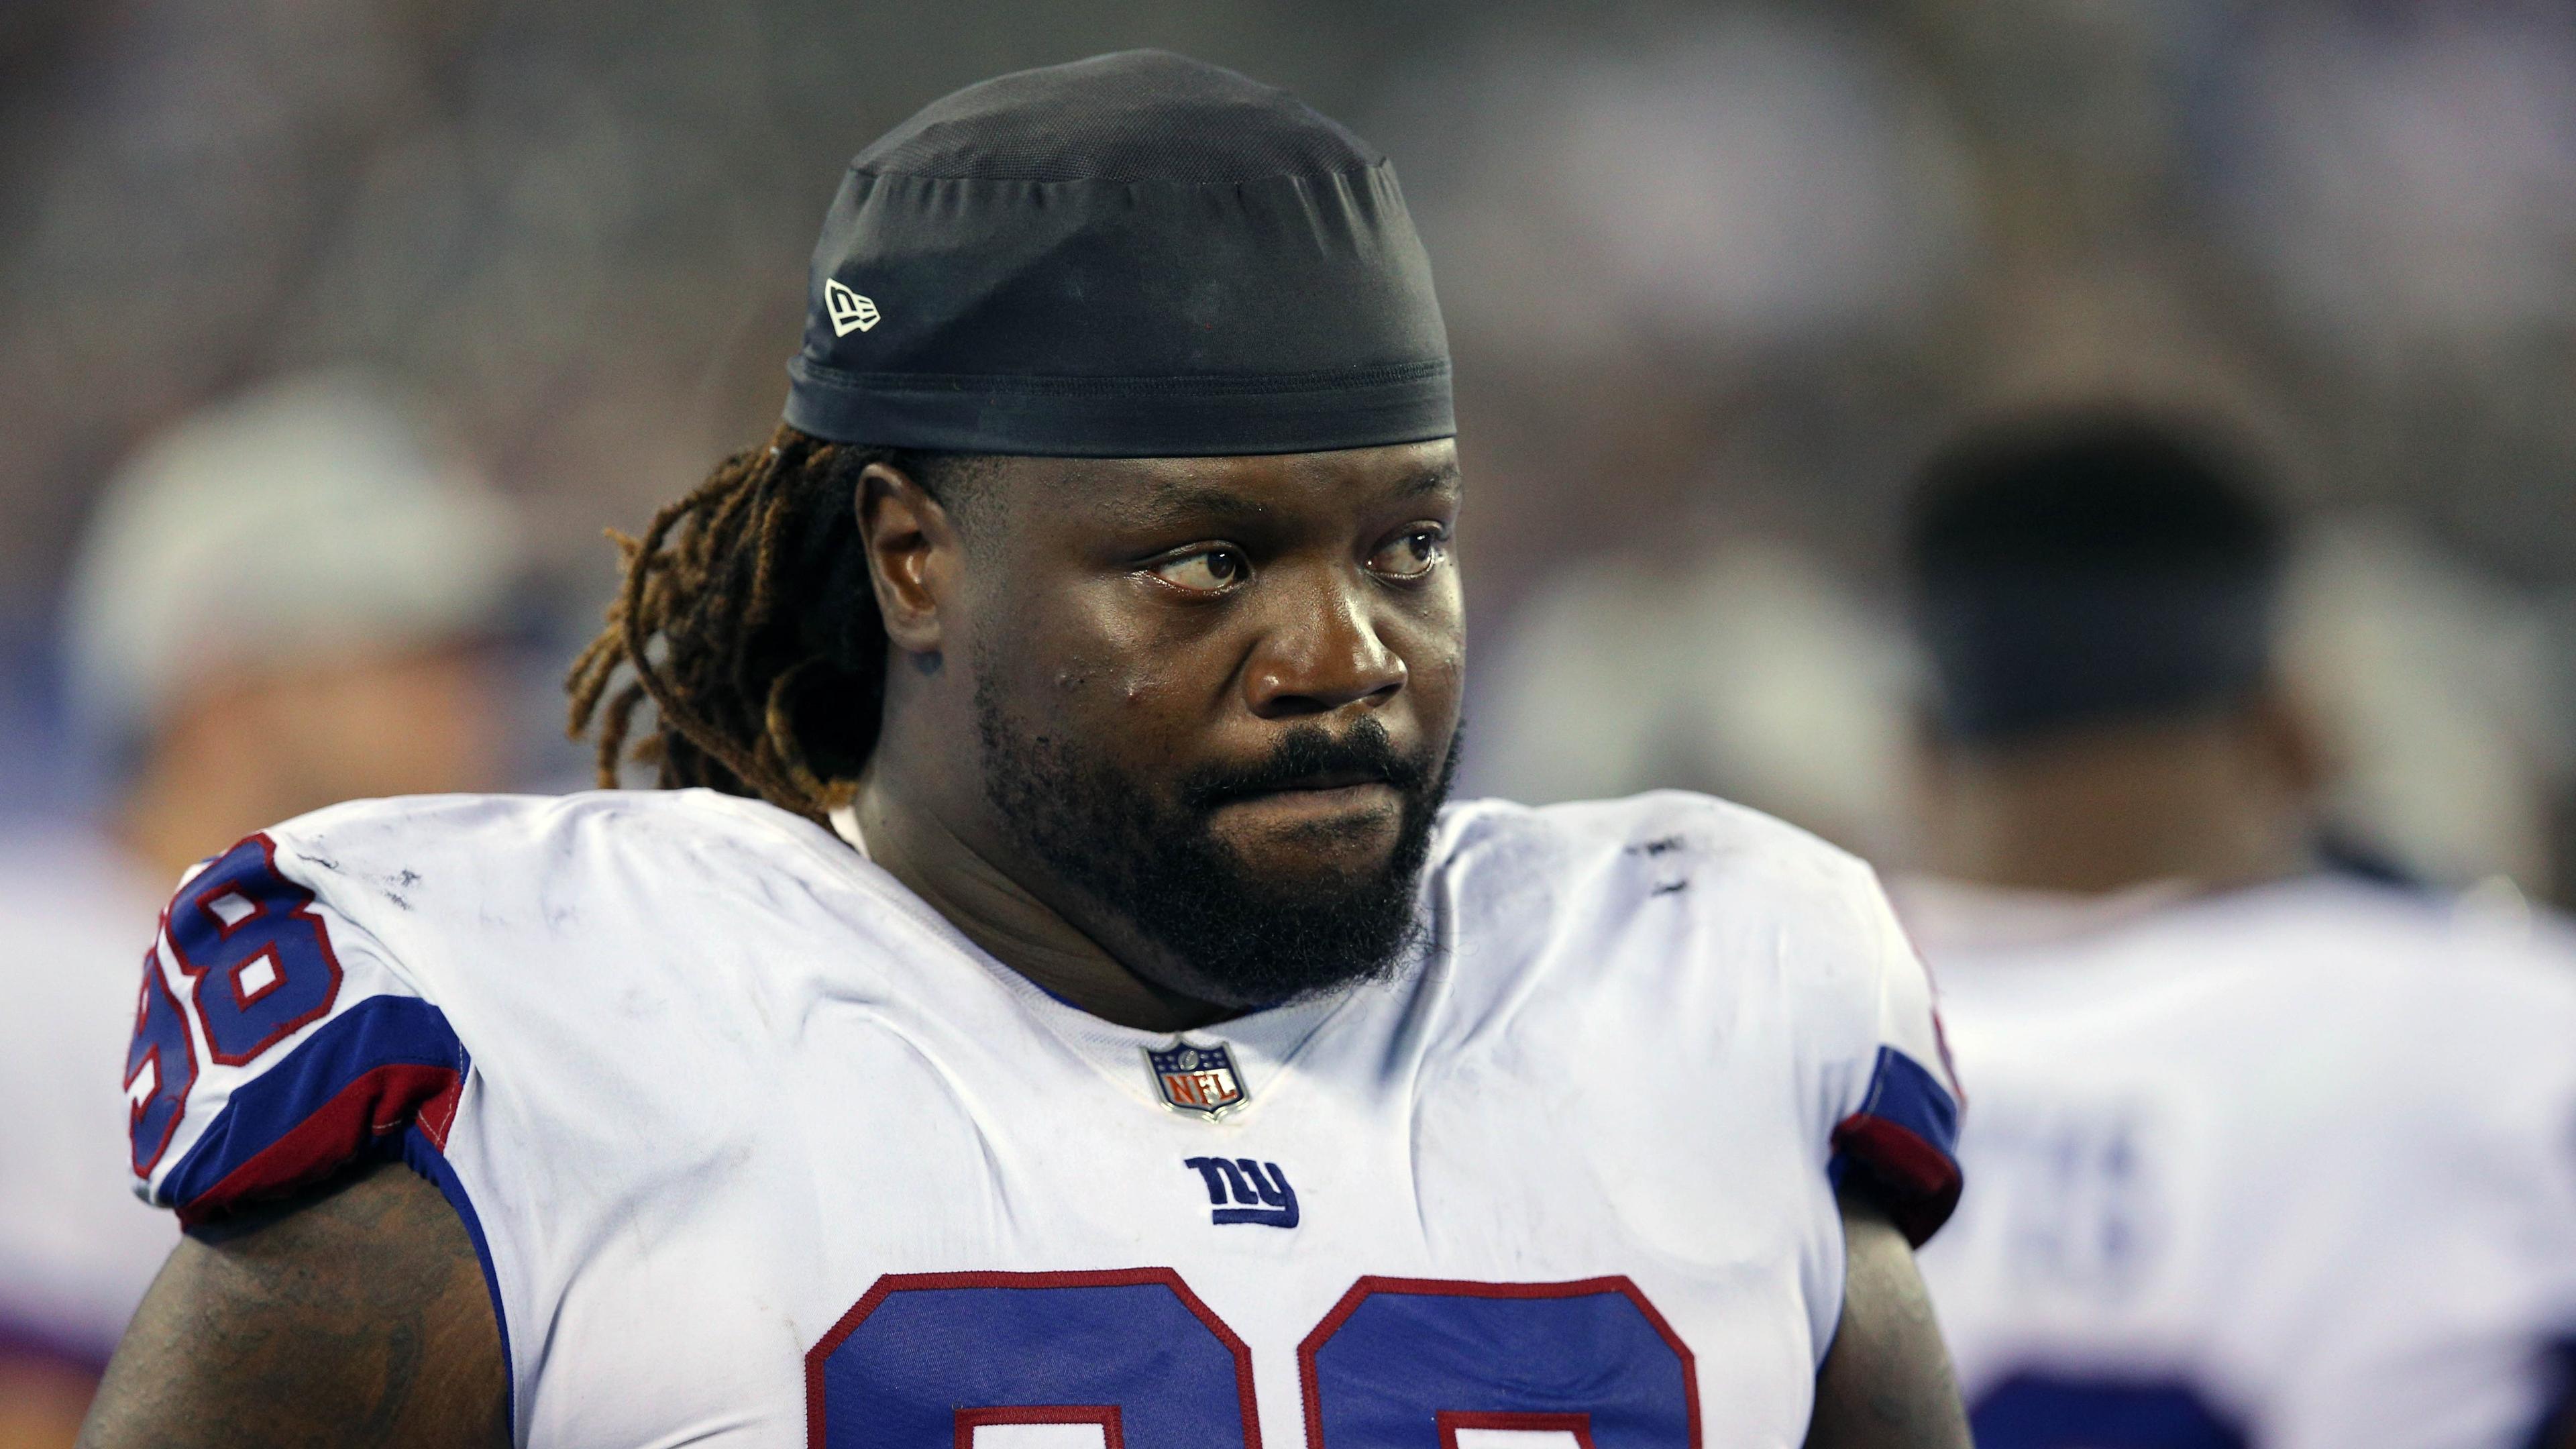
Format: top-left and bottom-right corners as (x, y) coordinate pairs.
(1243, 573), (1406, 718)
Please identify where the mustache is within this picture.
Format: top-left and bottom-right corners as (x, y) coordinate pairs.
(1181, 717), (1435, 812)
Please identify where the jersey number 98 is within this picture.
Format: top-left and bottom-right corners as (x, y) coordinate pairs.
(807, 1270), (1699, 1449)
(164, 835), (345, 1066)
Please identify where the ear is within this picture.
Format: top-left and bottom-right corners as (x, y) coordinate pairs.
(857, 460), (965, 657)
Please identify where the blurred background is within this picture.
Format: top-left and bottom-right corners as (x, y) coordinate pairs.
(7, 0), (2576, 899)
(5, 0), (2576, 1439)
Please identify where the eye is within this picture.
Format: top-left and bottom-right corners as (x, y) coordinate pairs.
(1368, 525), (1449, 580)
(1149, 546), (1251, 593)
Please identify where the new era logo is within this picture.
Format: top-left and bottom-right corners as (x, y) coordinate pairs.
(824, 278), (880, 336)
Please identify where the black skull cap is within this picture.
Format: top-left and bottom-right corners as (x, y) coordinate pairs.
(784, 50), (1453, 458)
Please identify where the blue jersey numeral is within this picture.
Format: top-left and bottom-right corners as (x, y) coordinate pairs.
(1301, 1277), (1699, 1449)
(1972, 1371), (2247, 1449)
(806, 1271), (1258, 1449)
(808, 1271), (1698, 1449)
(164, 835), (344, 1065)
(125, 949), (198, 1175)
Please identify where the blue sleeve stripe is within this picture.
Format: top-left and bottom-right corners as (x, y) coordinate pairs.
(154, 996), (511, 1424)
(162, 996), (467, 1216)
(1828, 1046), (1966, 1246)
(1855, 1044), (1960, 1160)
(402, 1124), (515, 1431)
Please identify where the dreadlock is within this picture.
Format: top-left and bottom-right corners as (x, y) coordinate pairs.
(566, 423), (974, 822)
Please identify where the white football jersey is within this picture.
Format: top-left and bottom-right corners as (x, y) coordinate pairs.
(124, 788), (1961, 1448)
(1902, 874), (2576, 1449)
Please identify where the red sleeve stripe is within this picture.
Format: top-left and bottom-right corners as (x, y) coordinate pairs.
(159, 996), (467, 1225)
(1829, 1114), (1962, 1247)
(1827, 1046), (1964, 1246)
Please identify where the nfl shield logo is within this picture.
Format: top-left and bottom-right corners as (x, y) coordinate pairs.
(1146, 1040), (1248, 1119)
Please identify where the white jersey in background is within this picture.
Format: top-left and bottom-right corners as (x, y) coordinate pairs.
(1901, 874), (2576, 1449)
(122, 788), (1961, 1448)
(0, 829), (179, 1371)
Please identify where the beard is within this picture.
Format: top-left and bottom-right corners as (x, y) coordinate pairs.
(975, 680), (1458, 1012)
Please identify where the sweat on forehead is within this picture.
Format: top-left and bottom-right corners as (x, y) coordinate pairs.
(783, 50), (1455, 460)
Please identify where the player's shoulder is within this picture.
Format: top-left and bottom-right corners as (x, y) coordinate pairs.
(2316, 881), (2576, 1058)
(1434, 788), (1887, 923)
(1428, 790), (1908, 1016)
(2184, 878), (2576, 1177)
(255, 786), (845, 902)
(1430, 792), (1963, 1239)
(2194, 875), (2576, 1007)
(1935, 873), (2576, 1106)
(1436, 786), (1872, 873)
(197, 788), (870, 979)
(131, 789), (877, 1220)
(263, 784), (835, 855)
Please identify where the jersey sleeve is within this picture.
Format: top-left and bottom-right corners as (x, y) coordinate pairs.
(1817, 871), (1964, 1246)
(123, 828), (468, 1227)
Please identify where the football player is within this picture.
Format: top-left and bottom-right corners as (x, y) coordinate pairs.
(1896, 407), (2576, 1449)
(85, 54), (1970, 1448)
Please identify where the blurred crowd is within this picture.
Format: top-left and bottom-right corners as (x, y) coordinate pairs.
(5, 0), (2576, 1443)
(7, 0), (2576, 894)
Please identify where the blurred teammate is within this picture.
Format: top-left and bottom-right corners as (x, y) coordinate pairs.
(84, 54), (1970, 1448)
(1898, 408), (2576, 1449)
(0, 375), (514, 1446)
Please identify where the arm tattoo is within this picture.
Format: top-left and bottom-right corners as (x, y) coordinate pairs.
(80, 1161), (508, 1449)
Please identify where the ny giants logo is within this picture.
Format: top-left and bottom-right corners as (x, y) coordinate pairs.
(1182, 1157), (1298, 1228)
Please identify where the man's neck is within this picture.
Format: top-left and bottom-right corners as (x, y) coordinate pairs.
(1917, 720), (2316, 897)
(848, 770), (1237, 1034)
(1943, 804), (2310, 897)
